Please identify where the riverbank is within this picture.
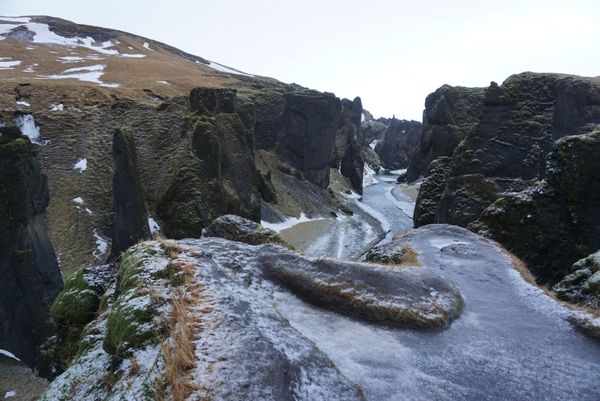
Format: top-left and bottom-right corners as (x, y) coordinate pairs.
(0, 358), (48, 400)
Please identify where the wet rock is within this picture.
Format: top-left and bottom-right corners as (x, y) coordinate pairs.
(337, 97), (364, 193)
(0, 129), (63, 369)
(202, 214), (290, 248)
(110, 128), (150, 258)
(41, 237), (462, 400)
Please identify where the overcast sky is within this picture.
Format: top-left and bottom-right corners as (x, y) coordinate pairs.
(1, 0), (598, 120)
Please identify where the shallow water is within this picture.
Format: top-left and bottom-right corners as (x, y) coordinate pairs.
(285, 177), (600, 401)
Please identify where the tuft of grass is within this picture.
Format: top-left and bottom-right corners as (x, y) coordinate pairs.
(399, 245), (419, 266)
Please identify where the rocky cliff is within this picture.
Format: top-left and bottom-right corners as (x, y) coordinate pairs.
(412, 72), (600, 283)
(374, 118), (422, 171)
(0, 127), (63, 367)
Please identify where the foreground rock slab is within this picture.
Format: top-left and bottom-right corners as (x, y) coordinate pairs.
(40, 233), (462, 400)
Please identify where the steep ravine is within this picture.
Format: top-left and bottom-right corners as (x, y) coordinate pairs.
(289, 178), (600, 401)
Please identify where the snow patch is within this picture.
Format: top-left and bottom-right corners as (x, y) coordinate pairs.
(0, 60), (20, 69)
(369, 139), (379, 150)
(0, 349), (20, 361)
(156, 80), (169, 85)
(50, 103), (64, 111)
(23, 63), (37, 73)
(148, 217), (161, 235)
(72, 197), (85, 205)
(143, 42), (151, 50)
(3, 391), (16, 399)
(16, 99), (30, 107)
(208, 61), (253, 76)
(0, 16), (31, 23)
(261, 213), (326, 233)
(14, 114), (45, 145)
(92, 230), (108, 259)
(363, 163), (379, 187)
(40, 64), (119, 87)
(73, 158), (87, 172)
(119, 53), (145, 58)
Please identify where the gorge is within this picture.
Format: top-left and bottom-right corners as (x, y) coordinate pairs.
(0, 13), (599, 401)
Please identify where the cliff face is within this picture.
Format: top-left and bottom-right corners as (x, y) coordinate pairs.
(0, 127), (63, 367)
(374, 118), (422, 171)
(413, 72), (600, 283)
(338, 97), (364, 193)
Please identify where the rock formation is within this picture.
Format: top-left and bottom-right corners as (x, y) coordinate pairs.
(374, 118), (421, 171)
(0, 127), (63, 367)
(337, 97), (364, 193)
(413, 72), (600, 283)
(110, 128), (150, 258)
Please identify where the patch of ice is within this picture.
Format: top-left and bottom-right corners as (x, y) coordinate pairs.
(148, 217), (161, 235)
(363, 163), (379, 187)
(353, 198), (391, 233)
(0, 60), (20, 69)
(208, 61), (253, 77)
(3, 391), (16, 399)
(73, 158), (87, 172)
(0, 349), (20, 361)
(92, 230), (108, 259)
(50, 103), (64, 111)
(156, 80), (169, 85)
(261, 213), (326, 233)
(389, 169), (407, 175)
(14, 114), (45, 145)
(16, 99), (30, 107)
(0, 16), (31, 23)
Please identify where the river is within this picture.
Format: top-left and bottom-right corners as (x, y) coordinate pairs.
(274, 174), (600, 401)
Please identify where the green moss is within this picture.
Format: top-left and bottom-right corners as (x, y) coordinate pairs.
(103, 291), (161, 358)
(116, 244), (156, 293)
(50, 269), (100, 326)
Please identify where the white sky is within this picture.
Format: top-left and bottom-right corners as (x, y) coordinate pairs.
(1, 0), (599, 121)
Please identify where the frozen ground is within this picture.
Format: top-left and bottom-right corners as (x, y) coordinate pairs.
(295, 177), (600, 400)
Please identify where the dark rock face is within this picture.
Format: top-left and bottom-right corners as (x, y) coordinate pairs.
(110, 128), (150, 258)
(374, 118), (422, 171)
(473, 128), (600, 283)
(0, 128), (62, 368)
(412, 73), (600, 283)
(157, 89), (261, 239)
(254, 90), (341, 189)
(281, 91), (341, 188)
(406, 85), (485, 182)
(337, 97), (364, 193)
(412, 157), (451, 227)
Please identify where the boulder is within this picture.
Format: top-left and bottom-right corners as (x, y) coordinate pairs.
(0, 128), (63, 368)
(202, 214), (290, 248)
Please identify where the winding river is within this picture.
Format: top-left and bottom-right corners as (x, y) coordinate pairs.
(276, 174), (600, 401)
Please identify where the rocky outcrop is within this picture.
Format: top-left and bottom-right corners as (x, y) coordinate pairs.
(553, 250), (600, 305)
(406, 85), (485, 182)
(337, 97), (364, 193)
(473, 127), (600, 283)
(412, 157), (451, 227)
(202, 214), (290, 247)
(156, 88), (261, 239)
(110, 128), (150, 258)
(40, 236), (462, 400)
(0, 128), (63, 368)
(413, 73), (600, 283)
(374, 118), (422, 171)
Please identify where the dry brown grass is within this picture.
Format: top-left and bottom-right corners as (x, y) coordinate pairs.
(161, 260), (203, 401)
(399, 245), (420, 266)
